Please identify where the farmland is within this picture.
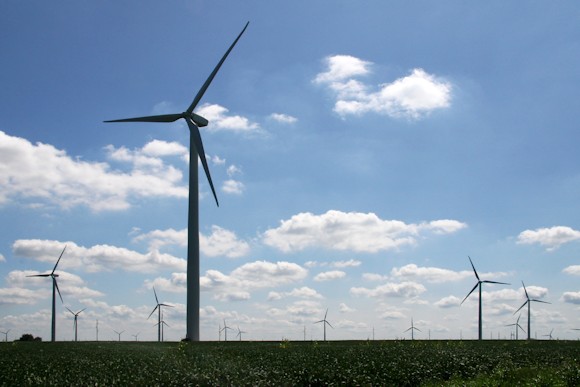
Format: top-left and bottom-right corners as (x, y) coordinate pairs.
(1, 340), (580, 385)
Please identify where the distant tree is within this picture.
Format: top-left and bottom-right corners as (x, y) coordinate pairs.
(18, 334), (42, 342)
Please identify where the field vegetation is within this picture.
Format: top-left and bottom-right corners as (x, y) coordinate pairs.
(1, 339), (580, 386)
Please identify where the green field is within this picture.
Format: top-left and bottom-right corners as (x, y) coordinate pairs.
(1, 340), (580, 386)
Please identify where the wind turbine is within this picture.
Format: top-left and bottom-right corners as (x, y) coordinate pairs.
(147, 287), (174, 342)
(154, 311), (170, 342)
(514, 281), (550, 340)
(505, 314), (525, 340)
(404, 318), (421, 340)
(27, 245), (67, 342)
(461, 256), (510, 340)
(236, 325), (247, 341)
(0, 329), (10, 342)
(220, 319), (233, 341)
(132, 332), (140, 341)
(315, 308), (333, 342)
(66, 307), (86, 342)
(104, 22), (249, 342)
(113, 329), (124, 342)
(543, 328), (554, 340)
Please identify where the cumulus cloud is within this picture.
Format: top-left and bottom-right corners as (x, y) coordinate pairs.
(0, 254), (5, 262)
(269, 113), (298, 124)
(0, 131), (189, 211)
(350, 281), (426, 299)
(561, 291), (580, 305)
(132, 226), (250, 258)
(314, 55), (451, 119)
(563, 265), (580, 276)
(304, 259), (361, 268)
(13, 239), (186, 273)
(339, 302), (355, 313)
(314, 270), (346, 282)
(262, 210), (466, 253)
(222, 179), (245, 195)
(391, 264), (472, 283)
(200, 260), (308, 302)
(434, 295), (461, 308)
(517, 226), (580, 251)
(267, 287), (323, 301)
(197, 103), (260, 133)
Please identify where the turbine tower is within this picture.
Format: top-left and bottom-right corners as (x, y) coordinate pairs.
(404, 318), (421, 340)
(27, 246), (67, 342)
(315, 308), (333, 342)
(147, 287), (173, 342)
(66, 307), (86, 342)
(104, 22), (249, 341)
(461, 256), (510, 340)
(514, 281), (550, 340)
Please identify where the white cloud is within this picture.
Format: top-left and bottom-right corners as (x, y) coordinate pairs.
(561, 291), (580, 305)
(434, 295), (461, 308)
(339, 302), (355, 313)
(226, 165), (242, 177)
(132, 226), (250, 258)
(269, 113), (298, 124)
(262, 210), (466, 253)
(314, 55), (452, 119)
(517, 226), (580, 251)
(563, 265), (580, 276)
(0, 254), (5, 262)
(362, 273), (389, 282)
(222, 179), (245, 195)
(333, 259), (361, 268)
(0, 131), (188, 212)
(13, 239), (186, 273)
(197, 103), (260, 133)
(391, 264), (472, 283)
(314, 270), (346, 282)
(200, 260), (308, 302)
(269, 287), (323, 301)
(141, 139), (188, 157)
(350, 281), (426, 298)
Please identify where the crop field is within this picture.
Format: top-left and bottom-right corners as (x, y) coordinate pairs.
(1, 340), (580, 386)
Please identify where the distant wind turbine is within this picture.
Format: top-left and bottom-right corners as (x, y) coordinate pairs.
(236, 325), (247, 341)
(27, 245), (67, 342)
(147, 287), (173, 342)
(514, 280), (550, 340)
(104, 22), (249, 342)
(404, 318), (421, 340)
(505, 314), (525, 340)
(154, 310), (170, 342)
(113, 329), (124, 342)
(0, 329), (10, 342)
(315, 309), (333, 342)
(132, 332), (140, 341)
(221, 319), (233, 341)
(66, 307), (86, 342)
(543, 328), (554, 340)
(461, 256), (510, 340)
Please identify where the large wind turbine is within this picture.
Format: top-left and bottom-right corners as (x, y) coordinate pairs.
(315, 309), (333, 342)
(461, 256), (510, 340)
(514, 281), (550, 340)
(27, 246), (67, 342)
(66, 307), (86, 342)
(104, 22), (249, 341)
(505, 314), (525, 340)
(147, 287), (173, 342)
(404, 318), (421, 340)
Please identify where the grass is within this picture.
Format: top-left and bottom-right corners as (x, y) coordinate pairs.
(1, 340), (580, 386)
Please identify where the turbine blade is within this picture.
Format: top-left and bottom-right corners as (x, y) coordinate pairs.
(104, 113), (183, 123)
(52, 246), (67, 275)
(327, 321), (334, 329)
(314, 320), (323, 324)
(159, 303), (174, 308)
(404, 327), (412, 332)
(483, 280), (510, 285)
(153, 287), (159, 304)
(186, 22), (249, 114)
(522, 281), (530, 300)
(513, 300), (528, 315)
(468, 256), (480, 281)
(27, 274), (51, 277)
(324, 308), (328, 320)
(54, 278), (64, 303)
(531, 299), (551, 304)
(415, 328), (422, 332)
(66, 307), (74, 315)
(147, 305), (158, 320)
(79, 308), (86, 314)
(461, 283), (479, 304)
(186, 118), (219, 206)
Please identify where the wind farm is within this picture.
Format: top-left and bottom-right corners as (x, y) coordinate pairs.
(2, 1), (580, 384)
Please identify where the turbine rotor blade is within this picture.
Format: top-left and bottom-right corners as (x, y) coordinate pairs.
(27, 274), (51, 277)
(186, 22), (249, 114)
(186, 118), (219, 206)
(327, 321), (334, 329)
(531, 299), (551, 304)
(147, 306), (159, 320)
(153, 287), (159, 304)
(522, 281), (530, 300)
(468, 256), (480, 281)
(462, 283), (479, 304)
(78, 308), (86, 315)
(513, 300), (528, 315)
(66, 307), (74, 315)
(483, 280), (510, 285)
(52, 246), (67, 275)
(54, 278), (64, 303)
(104, 113), (183, 123)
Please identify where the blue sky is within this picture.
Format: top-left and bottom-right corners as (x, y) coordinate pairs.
(1, 1), (580, 342)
